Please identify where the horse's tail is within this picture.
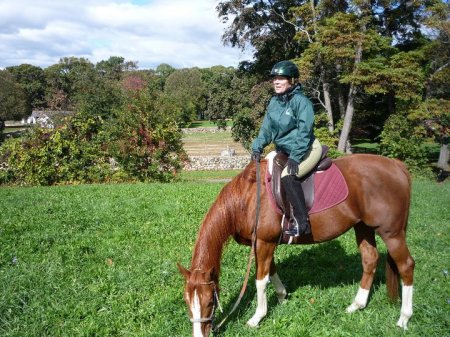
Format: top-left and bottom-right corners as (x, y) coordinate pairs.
(385, 252), (400, 301)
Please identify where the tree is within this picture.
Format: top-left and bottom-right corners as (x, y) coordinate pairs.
(0, 71), (31, 139)
(217, 0), (307, 74)
(75, 75), (122, 119)
(201, 66), (255, 126)
(231, 80), (273, 149)
(44, 57), (96, 110)
(96, 56), (137, 81)
(410, 99), (449, 171)
(151, 63), (176, 92)
(6, 64), (46, 109)
(164, 68), (206, 126)
(415, 1), (450, 173)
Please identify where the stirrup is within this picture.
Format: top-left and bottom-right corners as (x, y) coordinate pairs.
(284, 218), (300, 237)
(284, 218), (311, 237)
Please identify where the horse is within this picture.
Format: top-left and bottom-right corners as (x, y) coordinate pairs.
(177, 154), (415, 337)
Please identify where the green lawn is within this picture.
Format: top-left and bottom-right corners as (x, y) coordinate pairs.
(0, 178), (448, 336)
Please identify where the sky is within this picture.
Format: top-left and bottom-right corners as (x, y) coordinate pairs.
(0, 0), (253, 70)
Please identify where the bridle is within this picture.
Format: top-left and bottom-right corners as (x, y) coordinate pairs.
(188, 280), (222, 326)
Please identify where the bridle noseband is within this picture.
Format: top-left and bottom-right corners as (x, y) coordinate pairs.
(188, 281), (222, 326)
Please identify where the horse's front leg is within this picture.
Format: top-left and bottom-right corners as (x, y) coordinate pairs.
(269, 260), (287, 302)
(247, 241), (278, 328)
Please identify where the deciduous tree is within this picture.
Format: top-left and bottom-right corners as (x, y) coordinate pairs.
(164, 68), (206, 126)
(0, 71), (31, 139)
(6, 64), (46, 109)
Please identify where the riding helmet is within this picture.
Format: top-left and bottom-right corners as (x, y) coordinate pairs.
(270, 60), (299, 78)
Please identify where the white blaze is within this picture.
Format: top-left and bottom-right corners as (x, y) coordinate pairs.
(191, 290), (203, 337)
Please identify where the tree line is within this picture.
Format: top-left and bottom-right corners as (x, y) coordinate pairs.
(0, 0), (448, 185)
(0, 57), (264, 185)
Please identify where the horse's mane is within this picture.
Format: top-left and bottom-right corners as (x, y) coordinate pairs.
(190, 161), (264, 276)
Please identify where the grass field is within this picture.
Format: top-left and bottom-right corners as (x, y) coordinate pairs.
(0, 177), (449, 337)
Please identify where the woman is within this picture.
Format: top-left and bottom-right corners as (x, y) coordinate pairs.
(251, 60), (322, 236)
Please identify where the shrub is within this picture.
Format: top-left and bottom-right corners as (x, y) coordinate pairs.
(0, 115), (113, 185)
(105, 90), (187, 182)
(231, 108), (258, 151)
(0, 93), (187, 186)
(379, 113), (432, 176)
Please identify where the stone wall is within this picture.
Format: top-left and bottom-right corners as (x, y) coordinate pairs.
(181, 126), (232, 134)
(182, 126), (250, 170)
(183, 155), (249, 171)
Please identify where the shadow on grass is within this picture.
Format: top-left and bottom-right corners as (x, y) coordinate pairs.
(214, 240), (389, 334)
(276, 241), (386, 291)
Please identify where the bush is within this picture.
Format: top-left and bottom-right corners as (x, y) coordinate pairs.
(379, 113), (432, 176)
(0, 115), (113, 185)
(105, 90), (187, 182)
(231, 108), (258, 151)
(0, 92), (187, 185)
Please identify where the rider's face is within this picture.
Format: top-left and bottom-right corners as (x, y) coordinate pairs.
(272, 76), (292, 94)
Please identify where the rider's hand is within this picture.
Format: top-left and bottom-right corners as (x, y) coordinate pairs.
(251, 152), (261, 162)
(287, 158), (299, 175)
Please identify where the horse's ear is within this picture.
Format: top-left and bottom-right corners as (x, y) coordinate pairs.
(177, 262), (191, 281)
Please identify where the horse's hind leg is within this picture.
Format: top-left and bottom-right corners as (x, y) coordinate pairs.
(347, 222), (379, 313)
(382, 233), (415, 330)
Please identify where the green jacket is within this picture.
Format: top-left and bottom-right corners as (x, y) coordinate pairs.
(251, 85), (315, 163)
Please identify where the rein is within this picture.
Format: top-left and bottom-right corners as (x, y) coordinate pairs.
(212, 160), (261, 332)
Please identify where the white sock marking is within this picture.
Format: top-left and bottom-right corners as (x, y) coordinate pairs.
(397, 285), (413, 330)
(247, 274), (269, 327)
(270, 273), (287, 302)
(346, 287), (370, 313)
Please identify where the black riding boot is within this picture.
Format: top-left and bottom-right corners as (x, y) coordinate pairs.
(281, 175), (311, 236)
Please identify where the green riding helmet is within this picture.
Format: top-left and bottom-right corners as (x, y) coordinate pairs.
(270, 60), (299, 78)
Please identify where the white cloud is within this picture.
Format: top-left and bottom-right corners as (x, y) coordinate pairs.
(0, 0), (253, 69)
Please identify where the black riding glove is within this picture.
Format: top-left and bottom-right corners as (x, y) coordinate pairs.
(251, 152), (261, 162)
(287, 158), (299, 175)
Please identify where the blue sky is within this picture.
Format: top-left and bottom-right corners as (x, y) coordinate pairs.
(0, 0), (253, 70)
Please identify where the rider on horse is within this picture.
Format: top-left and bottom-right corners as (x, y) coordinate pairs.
(251, 60), (322, 236)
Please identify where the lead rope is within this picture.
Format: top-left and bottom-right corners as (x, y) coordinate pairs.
(213, 160), (261, 332)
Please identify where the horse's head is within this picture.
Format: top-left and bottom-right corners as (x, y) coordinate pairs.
(177, 263), (219, 337)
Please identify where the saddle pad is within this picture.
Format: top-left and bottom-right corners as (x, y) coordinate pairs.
(264, 156), (348, 215)
(309, 163), (348, 214)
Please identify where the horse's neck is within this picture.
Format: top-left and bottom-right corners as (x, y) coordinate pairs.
(191, 193), (234, 273)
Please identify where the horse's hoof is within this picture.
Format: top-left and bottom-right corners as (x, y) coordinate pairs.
(278, 297), (287, 304)
(277, 292), (287, 303)
(396, 316), (410, 330)
(346, 302), (364, 313)
(246, 317), (260, 328)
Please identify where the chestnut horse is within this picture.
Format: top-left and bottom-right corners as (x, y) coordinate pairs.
(178, 154), (415, 337)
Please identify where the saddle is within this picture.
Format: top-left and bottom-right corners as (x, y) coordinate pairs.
(271, 145), (332, 215)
